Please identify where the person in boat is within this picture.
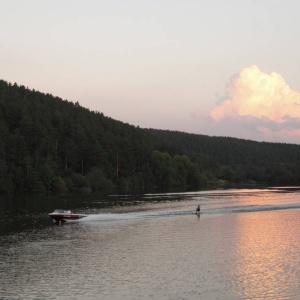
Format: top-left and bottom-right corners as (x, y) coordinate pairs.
(196, 205), (201, 213)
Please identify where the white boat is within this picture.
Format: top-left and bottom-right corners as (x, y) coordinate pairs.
(48, 209), (87, 222)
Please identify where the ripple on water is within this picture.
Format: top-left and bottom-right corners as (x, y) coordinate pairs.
(1, 189), (300, 299)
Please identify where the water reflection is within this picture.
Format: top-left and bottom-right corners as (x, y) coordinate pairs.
(1, 187), (300, 299)
(233, 208), (300, 299)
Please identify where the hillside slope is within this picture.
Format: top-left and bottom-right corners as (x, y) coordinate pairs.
(0, 80), (299, 193)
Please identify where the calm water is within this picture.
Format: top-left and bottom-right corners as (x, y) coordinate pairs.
(1, 187), (300, 299)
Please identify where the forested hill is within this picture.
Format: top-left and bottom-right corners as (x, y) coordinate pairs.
(146, 129), (300, 166)
(0, 80), (299, 194)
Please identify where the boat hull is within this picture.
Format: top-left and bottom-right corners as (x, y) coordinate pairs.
(48, 212), (87, 222)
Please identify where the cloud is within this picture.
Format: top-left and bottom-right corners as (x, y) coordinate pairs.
(209, 65), (300, 143)
(210, 65), (300, 122)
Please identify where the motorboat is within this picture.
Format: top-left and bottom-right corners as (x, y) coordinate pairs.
(48, 209), (87, 222)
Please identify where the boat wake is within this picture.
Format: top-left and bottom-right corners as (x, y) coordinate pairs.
(204, 203), (300, 215)
(78, 210), (195, 223)
(71, 202), (300, 223)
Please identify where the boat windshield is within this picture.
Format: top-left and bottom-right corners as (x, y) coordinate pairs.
(53, 209), (70, 214)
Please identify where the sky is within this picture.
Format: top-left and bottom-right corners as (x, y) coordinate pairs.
(1, 0), (300, 144)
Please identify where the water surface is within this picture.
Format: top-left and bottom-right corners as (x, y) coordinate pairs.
(1, 187), (300, 299)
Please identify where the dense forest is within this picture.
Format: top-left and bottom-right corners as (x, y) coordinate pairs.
(0, 79), (299, 194)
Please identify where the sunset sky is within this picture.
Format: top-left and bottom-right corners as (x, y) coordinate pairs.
(1, 0), (300, 144)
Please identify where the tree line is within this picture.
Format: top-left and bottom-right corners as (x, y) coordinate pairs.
(0, 79), (299, 194)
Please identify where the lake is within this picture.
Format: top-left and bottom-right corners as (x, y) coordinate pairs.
(1, 187), (300, 299)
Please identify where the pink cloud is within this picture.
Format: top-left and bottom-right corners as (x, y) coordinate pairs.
(211, 65), (300, 122)
(209, 65), (300, 143)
